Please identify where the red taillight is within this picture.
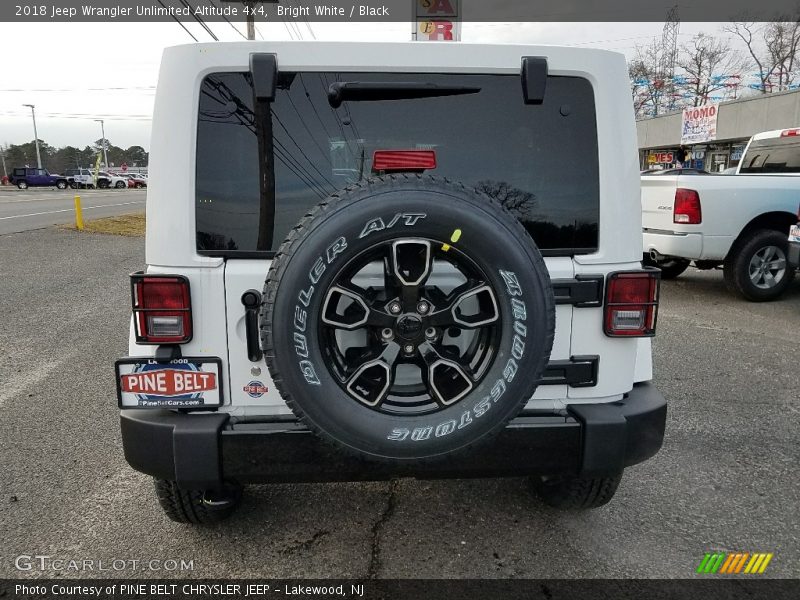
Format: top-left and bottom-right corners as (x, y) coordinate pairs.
(781, 128), (800, 137)
(673, 188), (702, 224)
(604, 271), (660, 337)
(131, 274), (192, 344)
(372, 150), (437, 172)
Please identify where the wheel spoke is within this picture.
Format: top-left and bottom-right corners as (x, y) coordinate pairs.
(344, 343), (400, 407)
(321, 283), (394, 329)
(418, 341), (475, 406)
(767, 258), (787, 271)
(427, 282), (499, 329)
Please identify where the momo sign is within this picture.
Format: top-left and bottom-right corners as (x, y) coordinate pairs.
(681, 105), (718, 144)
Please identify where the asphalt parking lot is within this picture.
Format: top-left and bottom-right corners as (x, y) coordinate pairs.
(0, 188), (146, 235)
(1, 226), (798, 579)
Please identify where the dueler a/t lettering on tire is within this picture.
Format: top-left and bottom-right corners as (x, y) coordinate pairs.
(260, 176), (555, 462)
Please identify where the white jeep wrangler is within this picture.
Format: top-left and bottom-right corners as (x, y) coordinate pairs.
(116, 41), (666, 524)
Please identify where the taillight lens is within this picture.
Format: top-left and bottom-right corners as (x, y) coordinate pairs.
(372, 150), (437, 172)
(674, 188), (702, 224)
(131, 274), (192, 344)
(604, 270), (660, 337)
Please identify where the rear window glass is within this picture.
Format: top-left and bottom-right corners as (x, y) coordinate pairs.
(740, 136), (800, 173)
(195, 71), (599, 256)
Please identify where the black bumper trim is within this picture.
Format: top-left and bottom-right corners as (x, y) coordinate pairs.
(789, 240), (800, 269)
(119, 383), (666, 488)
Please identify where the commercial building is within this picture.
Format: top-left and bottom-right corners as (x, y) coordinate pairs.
(636, 88), (800, 172)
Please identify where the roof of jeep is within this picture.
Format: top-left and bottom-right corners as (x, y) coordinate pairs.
(159, 41), (624, 74)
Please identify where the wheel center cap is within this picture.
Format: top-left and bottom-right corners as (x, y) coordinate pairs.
(395, 314), (423, 341)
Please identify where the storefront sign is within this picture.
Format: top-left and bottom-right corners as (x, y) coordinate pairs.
(414, 0), (461, 41)
(649, 152), (674, 164)
(681, 105), (718, 144)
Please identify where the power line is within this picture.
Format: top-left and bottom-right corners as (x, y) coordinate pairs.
(205, 0), (246, 40)
(179, 0), (219, 41)
(158, 0), (197, 41)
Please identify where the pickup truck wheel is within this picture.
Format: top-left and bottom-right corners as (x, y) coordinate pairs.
(56, 180), (67, 190)
(153, 479), (242, 524)
(644, 256), (690, 279)
(17, 181), (28, 190)
(724, 229), (795, 301)
(530, 472), (623, 509)
(261, 175), (555, 463)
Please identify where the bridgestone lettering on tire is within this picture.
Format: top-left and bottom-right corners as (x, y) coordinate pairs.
(260, 175), (555, 462)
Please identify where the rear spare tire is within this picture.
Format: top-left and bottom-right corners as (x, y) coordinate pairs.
(261, 175), (555, 463)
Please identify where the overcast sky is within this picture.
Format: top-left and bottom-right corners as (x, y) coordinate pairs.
(0, 20), (721, 150)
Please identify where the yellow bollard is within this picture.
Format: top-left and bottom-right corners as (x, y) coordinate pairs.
(74, 195), (84, 230)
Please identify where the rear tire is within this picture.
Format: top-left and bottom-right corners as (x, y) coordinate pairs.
(115, 181), (126, 188)
(153, 479), (242, 524)
(56, 180), (67, 190)
(530, 472), (623, 509)
(17, 181), (28, 190)
(723, 229), (795, 301)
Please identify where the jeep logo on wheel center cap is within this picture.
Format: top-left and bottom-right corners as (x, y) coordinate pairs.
(396, 315), (423, 340)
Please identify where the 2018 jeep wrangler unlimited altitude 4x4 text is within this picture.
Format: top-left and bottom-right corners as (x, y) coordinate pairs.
(115, 42), (666, 524)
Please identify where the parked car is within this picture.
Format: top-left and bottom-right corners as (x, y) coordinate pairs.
(64, 167), (98, 189)
(97, 171), (128, 189)
(115, 41), (666, 524)
(641, 128), (800, 300)
(119, 173), (147, 188)
(8, 167), (68, 190)
(641, 168), (709, 176)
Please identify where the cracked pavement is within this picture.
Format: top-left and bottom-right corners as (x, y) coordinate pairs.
(1, 228), (798, 578)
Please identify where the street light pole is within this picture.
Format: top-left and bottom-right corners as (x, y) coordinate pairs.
(95, 119), (109, 168)
(22, 104), (42, 169)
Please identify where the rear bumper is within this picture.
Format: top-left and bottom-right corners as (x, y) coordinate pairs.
(643, 229), (703, 260)
(120, 382), (667, 489)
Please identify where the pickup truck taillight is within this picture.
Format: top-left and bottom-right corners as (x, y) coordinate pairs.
(673, 188), (702, 224)
(604, 270), (660, 337)
(131, 274), (192, 344)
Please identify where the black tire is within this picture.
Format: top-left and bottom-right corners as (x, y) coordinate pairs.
(658, 258), (690, 279)
(69, 182), (77, 189)
(17, 181), (28, 190)
(723, 229), (795, 301)
(135, 182), (144, 188)
(98, 180), (109, 189)
(56, 180), (67, 190)
(530, 472), (623, 509)
(153, 479), (242, 524)
(261, 175), (555, 463)
(115, 181), (126, 188)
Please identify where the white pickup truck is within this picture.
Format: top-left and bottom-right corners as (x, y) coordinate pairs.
(641, 128), (800, 301)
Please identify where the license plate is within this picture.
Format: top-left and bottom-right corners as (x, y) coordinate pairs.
(115, 357), (223, 409)
(789, 224), (800, 243)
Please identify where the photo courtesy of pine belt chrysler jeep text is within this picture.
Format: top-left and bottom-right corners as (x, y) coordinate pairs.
(114, 42), (667, 524)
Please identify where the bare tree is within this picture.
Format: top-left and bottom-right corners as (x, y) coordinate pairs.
(629, 39), (668, 117)
(675, 33), (745, 106)
(725, 20), (800, 92)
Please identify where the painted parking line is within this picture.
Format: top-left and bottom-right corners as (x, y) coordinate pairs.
(0, 201), (145, 220)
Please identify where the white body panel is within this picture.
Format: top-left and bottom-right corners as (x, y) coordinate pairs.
(133, 41), (650, 416)
(641, 173), (800, 261)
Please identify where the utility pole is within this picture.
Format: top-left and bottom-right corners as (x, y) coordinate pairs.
(22, 104), (42, 169)
(0, 144), (7, 178)
(246, 1), (255, 40)
(95, 119), (109, 168)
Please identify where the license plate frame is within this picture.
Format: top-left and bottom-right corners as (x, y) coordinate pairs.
(789, 224), (800, 243)
(115, 357), (224, 409)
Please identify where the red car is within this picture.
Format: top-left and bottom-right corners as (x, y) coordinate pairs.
(120, 174), (147, 188)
